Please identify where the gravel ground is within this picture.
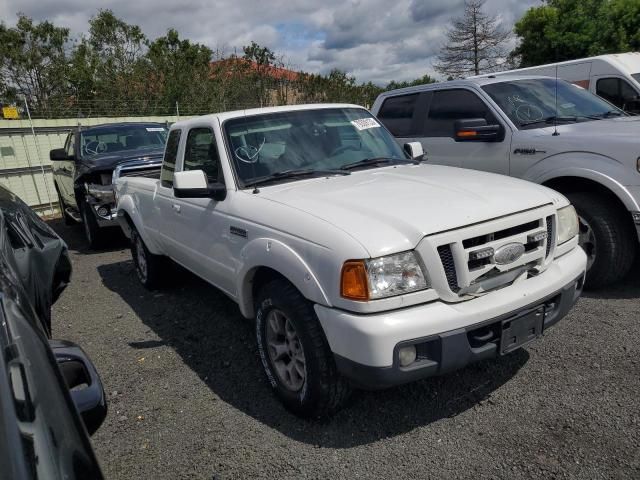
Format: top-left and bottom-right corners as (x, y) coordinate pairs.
(50, 220), (640, 480)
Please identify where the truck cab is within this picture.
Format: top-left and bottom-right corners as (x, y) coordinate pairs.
(372, 76), (640, 288)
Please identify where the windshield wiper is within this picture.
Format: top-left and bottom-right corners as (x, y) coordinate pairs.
(340, 157), (416, 171)
(243, 168), (350, 188)
(520, 115), (579, 127)
(592, 110), (624, 118)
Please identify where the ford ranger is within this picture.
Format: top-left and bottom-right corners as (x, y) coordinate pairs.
(115, 104), (587, 418)
(50, 122), (167, 248)
(373, 75), (640, 288)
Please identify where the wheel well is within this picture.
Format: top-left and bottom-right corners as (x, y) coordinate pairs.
(118, 210), (135, 237)
(251, 266), (290, 302)
(543, 176), (627, 211)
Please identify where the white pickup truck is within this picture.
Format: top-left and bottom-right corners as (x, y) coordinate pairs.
(372, 75), (640, 288)
(115, 104), (586, 418)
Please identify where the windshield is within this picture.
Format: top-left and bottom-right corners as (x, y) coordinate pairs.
(482, 79), (624, 129)
(223, 108), (407, 187)
(632, 73), (640, 83)
(80, 125), (167, 157)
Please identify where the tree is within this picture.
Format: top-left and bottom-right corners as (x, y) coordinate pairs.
(242, 41), (278, 106)
(80, 9), (150, 111)
(0, 15), (70, 113)
(147, 29), (213, 113)
(434, 0), (511, 78)
(512, 0), (640, 67)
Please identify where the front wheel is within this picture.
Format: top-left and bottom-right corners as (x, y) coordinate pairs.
(567, 192), (637, 289)
(255, 279), (351, 418)
(80, 200), (103, 249)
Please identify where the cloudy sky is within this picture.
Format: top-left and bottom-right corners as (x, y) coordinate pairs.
(1, 0), (540, 85)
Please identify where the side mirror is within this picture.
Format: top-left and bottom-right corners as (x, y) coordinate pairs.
(403, 141), (425, 160)
(454, 118), (504, 142)
(173, 170), (227, 201)
(51, 340), (107, 436)
(50, 148), (73, 161)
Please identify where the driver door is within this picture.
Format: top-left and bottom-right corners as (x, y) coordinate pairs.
(167, 126), (236, 295)
(415, 88), (512, 174)
(57, 132), (77, 206)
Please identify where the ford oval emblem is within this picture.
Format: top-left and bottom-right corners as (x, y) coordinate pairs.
(494, 242), (525, 265)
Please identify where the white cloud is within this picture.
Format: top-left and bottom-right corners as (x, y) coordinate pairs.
(1, 0), (538, 84)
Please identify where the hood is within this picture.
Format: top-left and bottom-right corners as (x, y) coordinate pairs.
(77, 147), (164, 176)
(257, 164), (561, 257)
(523, 116), (640, 164)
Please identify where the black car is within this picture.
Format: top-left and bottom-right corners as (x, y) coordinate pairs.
(50, 122), (167, 248)
(0, 185), (106, 479)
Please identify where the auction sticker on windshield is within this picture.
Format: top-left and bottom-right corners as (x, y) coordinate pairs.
(146, 127), (165, 132)
(351, 118), (381, 131)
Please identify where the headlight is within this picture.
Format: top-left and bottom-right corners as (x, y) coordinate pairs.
(341, 251), (429, 301)
(556, 205), (579, 245)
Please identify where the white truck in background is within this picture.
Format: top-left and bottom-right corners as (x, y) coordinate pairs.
(373, 75), (640, 288)
(473, 53), (640, 114)
(116, 104), (586, 418)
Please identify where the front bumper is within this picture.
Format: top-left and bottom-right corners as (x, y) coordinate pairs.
(315, 246), (586, 389)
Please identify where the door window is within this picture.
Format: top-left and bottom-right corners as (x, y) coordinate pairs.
(160, 129), (181, 188)
(65, 133), (76, 157)
(596, 77), (639, 111)
(183, 128), (222, 183)
(377, 94), (420, 136)
(422, 89), (497, 137)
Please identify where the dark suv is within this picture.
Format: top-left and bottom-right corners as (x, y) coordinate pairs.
(50, 122), (167, 248)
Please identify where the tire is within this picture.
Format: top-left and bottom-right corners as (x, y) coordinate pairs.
(567, 192), (637, 289)
(255, 279), (351, 418)
(80, 200), (103, 249)
(131, 228), (166, 289)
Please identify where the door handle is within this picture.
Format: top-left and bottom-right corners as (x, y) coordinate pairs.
(172, 204), (181, 213)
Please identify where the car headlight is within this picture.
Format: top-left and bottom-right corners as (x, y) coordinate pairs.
(556, 205), (579, 245)
(341, 251), (429, 301)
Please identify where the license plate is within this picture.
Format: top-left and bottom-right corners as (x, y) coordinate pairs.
(500, 306), (544, 354)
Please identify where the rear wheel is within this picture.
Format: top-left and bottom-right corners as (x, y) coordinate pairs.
(131, 228), (166, 289)
(255, 279), (351, 418)
(567, 192), (637, 288)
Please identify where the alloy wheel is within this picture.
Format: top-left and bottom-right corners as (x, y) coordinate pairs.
(265, 309), (306, 392)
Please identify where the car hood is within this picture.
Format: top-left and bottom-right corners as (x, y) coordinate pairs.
(77, 147), (164, 177)
(257, 164), (562, 257)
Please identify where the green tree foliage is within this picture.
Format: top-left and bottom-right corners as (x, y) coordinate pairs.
(512, 0), (640, 67)
(385, 74), (437, 90)
(0, 15), (70, 114)
(147, 29), (213, 111)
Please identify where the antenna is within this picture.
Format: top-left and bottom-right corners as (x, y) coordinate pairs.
(552, 63), (559, 136)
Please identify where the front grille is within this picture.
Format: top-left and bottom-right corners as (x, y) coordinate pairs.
(431, 210), (552, 298)
(437, 244), (460, 292)
(463, 220), (540, 248)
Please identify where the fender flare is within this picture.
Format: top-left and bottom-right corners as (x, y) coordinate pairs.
(528, 167), (639, 212)
(235, 238), (331, 318)
(116, 195), (164, 255)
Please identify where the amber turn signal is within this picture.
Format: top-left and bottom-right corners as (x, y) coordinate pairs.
(340, 260), (369, 301)
(456, 130), (477, 138)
